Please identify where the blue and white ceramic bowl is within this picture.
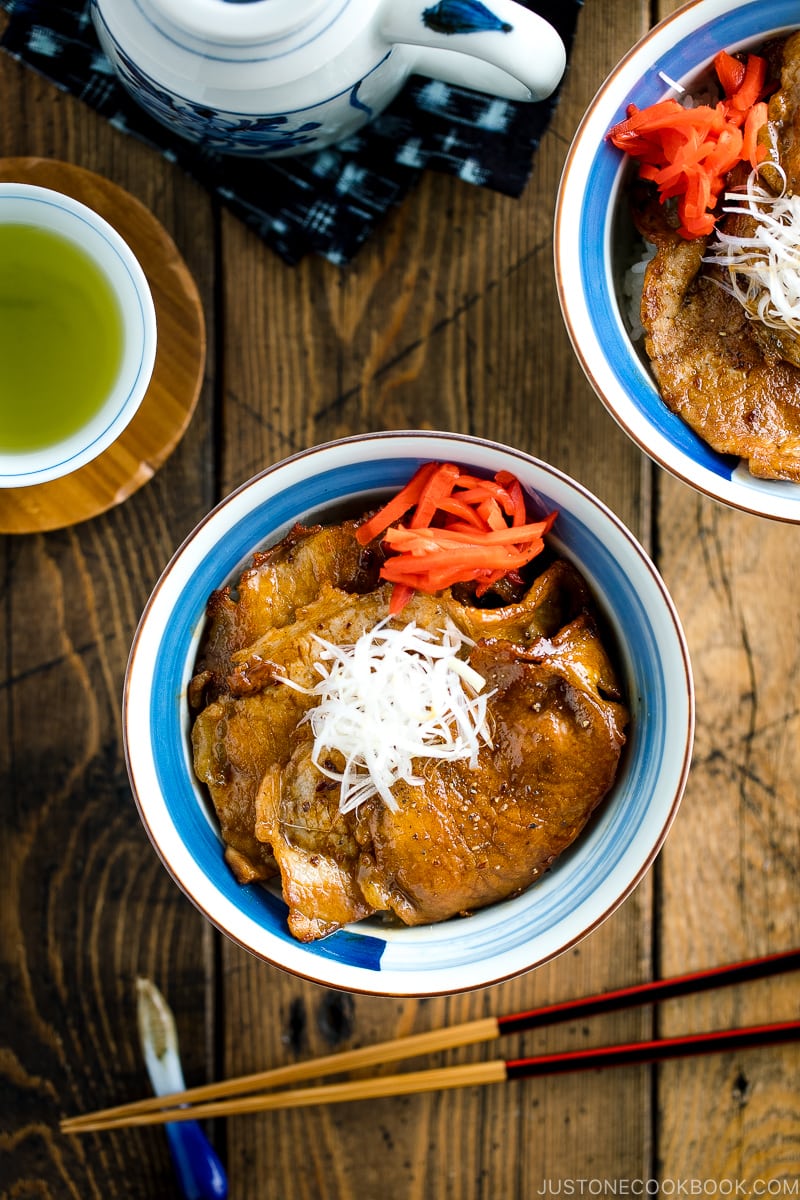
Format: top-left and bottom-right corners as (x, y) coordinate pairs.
(555, 0), (800, 522)
(124, 432), (693, 996)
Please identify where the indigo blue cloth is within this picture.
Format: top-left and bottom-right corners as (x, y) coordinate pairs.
(0, 0), (581, 264)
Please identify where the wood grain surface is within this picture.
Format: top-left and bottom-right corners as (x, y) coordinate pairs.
(1, 1), (798, 1197)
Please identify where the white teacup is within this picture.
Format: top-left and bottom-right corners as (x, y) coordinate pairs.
(0, 182), (157, 489)
(91, 0), (567, 157)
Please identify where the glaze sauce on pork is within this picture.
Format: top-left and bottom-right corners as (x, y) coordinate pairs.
(190, 520), (628, 941)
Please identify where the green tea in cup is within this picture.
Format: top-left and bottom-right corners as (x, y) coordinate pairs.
(0, 224), (125, 452)
(0, 183), (157, 488)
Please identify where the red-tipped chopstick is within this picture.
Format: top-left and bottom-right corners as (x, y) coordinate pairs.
(61, 948), (800, 1134)
(498, 946), (800, 1034)
(505, 1020), (800, 1079)
(62, 1020), (800, 1130)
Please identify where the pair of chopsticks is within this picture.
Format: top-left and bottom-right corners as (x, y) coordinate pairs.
(61, 948), (800, 1134)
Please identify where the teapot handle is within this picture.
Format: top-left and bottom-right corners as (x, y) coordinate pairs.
(378, 0), (566, 102)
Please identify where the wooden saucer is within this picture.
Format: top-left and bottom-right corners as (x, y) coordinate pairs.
(0, 158), (206, 534)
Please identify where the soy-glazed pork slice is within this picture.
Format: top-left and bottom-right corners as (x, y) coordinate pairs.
(189, 522), (383, 883)
(351, 618), (628, 929)
(638, 206), (800, 480)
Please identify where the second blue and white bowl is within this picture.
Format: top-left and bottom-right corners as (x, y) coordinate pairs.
(555, 0), (800, 522)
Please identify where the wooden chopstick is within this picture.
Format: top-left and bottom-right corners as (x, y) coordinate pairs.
(60, 1016), (501, 1131)
(60, 947), (800, 1134)
(62, 1020), (800, 1132)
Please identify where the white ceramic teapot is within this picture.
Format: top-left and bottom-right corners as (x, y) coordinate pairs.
(90, 0), (567, 157)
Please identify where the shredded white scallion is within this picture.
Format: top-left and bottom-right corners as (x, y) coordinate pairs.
(704, 172), (800, 336)
(284, 618), (494, 814)
(657, 70), (685, 95)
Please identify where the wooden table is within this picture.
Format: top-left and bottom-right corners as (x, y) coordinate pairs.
(2, 2), (798, 1195)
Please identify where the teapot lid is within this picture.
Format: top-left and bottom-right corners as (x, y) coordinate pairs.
(150, 0), (332, 44)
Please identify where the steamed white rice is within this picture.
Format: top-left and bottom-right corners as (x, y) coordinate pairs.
(622, 242), (656, 342)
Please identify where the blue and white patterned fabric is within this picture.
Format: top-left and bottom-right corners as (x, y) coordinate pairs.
(0, 0), (581, 264)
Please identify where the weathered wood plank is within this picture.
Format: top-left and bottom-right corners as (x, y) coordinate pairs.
(0, 45), (220, 1197)
(656, 479), (800, 1185)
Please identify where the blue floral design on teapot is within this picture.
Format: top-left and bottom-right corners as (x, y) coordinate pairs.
(422, 1), (513, 35)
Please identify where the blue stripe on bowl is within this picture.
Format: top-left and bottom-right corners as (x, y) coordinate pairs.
(578, 0), (800, 487)
(143, 449), (684, 982)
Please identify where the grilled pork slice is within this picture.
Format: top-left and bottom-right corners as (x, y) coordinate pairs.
(760, 31), (800, 194)
(191, 582), (392, 885)
(351, 622), (627, 930)
(640, 225), (800, 480)
(254, 758), (372, 942)
(192, 689), (300, 883)
(190, 520), (382, 694)
(190, 521), (383, 885)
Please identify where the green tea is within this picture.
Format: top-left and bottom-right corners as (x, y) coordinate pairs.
(0, 223), (125, 453)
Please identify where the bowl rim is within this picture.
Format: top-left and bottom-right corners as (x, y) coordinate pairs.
(124, 430), (695, 996)
(554, 0), (800, 523)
